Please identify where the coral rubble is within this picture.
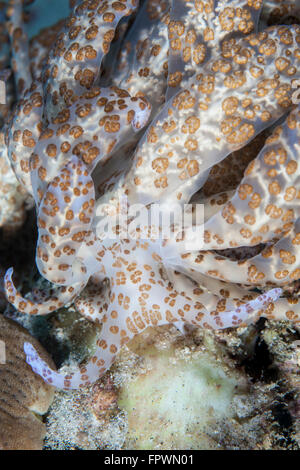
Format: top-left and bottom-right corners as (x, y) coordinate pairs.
(0, 315), (55, 450)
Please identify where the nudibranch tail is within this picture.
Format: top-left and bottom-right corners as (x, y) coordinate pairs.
(23, 305), (133, 389)
(213, 288), (283, 329)
(24, 342), (73, 389)
(4, 267), (86, 315)
(23, 286), (283, 389)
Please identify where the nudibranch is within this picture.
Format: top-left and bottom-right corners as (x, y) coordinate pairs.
(1, 0), (300, 389)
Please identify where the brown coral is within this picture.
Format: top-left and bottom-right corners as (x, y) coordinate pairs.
(0, 315), (55, 449)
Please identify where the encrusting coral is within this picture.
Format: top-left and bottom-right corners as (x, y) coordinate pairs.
(0, 0), (299, 390)
(0, 314), (55, 450)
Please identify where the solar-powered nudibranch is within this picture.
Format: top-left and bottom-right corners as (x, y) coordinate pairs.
(1, 0), (300, 389)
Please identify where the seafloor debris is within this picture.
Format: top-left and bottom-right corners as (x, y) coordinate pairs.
(43, 322), (299, 450)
